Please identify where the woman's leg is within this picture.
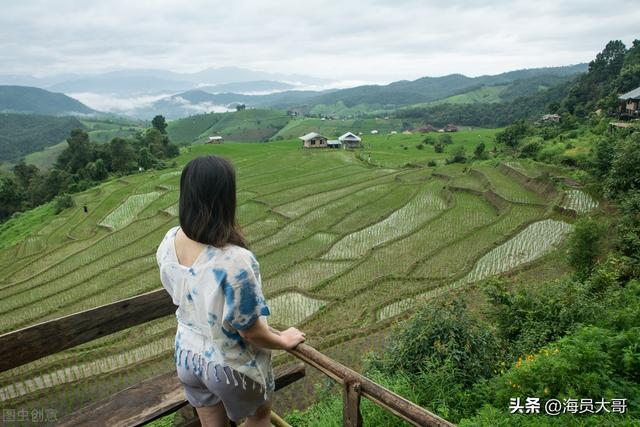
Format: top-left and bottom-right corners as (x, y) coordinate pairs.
(243, 400), (272, 427)
(195, 402), (230, 427)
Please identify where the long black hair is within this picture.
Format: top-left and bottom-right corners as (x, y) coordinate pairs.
(178, 155), (247, 248)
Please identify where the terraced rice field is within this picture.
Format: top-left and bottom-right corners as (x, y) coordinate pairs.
(473, 165), (545, 204)
(0, 139), (582, 418)
(99, 191), (163, 230)
(561, 189), (598, 214)
(378, 219), (573, 320)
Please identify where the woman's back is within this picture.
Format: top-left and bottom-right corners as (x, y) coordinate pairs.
(156, 155), (304, 425)
(156, 225), (274, 394)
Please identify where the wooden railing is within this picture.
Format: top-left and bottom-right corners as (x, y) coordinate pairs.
(0, 288), (454, 426)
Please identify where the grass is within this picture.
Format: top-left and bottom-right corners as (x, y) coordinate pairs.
(272, 117), (409, 140)
(0, 128), (583, 421)
(0, 202), (56, 250)
(474, 164), (545, 204)
(429, 85), (507, 105)
(168, 109), (290, 143)
(355, 128), (501, 168)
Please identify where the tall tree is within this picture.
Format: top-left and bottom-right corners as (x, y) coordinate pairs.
(12, 160), (40, 191)
(151, 115), (168, 134)
(56, 129), (93, 174)
(109, 137), (136, 172)
(0, 176), (24, 220)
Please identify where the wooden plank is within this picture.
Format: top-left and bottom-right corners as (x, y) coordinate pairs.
(288, 344), (455, 427)
(0, 289), (174, 373)
(58, 363), (305, 427)
(58, 371), (186, 427)
(343, 376), (363, 427)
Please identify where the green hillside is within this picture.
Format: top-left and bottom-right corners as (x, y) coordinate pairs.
(1, 116), (146, 170)
(0, 85), (94, 115)
(167, 108), (289, 143)
(0, 135), (589, 418)
(0, 113), (85, 162)
(430, 85), (507, 105)
(306, 65), (586, 109)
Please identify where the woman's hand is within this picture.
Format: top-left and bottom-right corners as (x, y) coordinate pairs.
(239, 318), (307, 350)
(280, 327), (306, 349)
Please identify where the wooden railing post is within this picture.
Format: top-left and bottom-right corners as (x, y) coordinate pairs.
(343, 375), (363, 427)
(289, 344), (455, 427)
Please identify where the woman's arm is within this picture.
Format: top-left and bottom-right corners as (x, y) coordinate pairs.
(238, 317), (306, 350)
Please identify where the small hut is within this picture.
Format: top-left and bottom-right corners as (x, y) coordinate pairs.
(327, 140), (342, 149)
(207, 136), (224, 144)
(339, 132), (363, 149)
(299, 132), (327, 148)
(619, 86), (640, 119)
(417, 124), (438, 133)
(541, 114), (561, 123)
(444, 124), (459, 132)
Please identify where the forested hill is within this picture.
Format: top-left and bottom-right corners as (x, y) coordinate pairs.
(307, 64), (587, 107)
(0, 113), (85, 162)
(0, 86), (95, 115)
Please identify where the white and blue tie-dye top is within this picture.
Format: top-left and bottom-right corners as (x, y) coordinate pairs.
(156, 225), (274, 396)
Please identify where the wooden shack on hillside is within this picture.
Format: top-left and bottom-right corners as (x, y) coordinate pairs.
(444, 124), (459, 132)
(207, 136), (224, 144)
(417, 124), (438, 133)
(619, 86), (640, 119)
(299, 132), (327, 148)
(339, 132), (363, 149)
(541, 114), (561, 123)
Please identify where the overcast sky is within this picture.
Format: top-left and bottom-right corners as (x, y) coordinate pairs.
(2, 0), (639, 84)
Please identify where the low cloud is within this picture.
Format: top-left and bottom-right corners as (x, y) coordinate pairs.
(68, 92), (171, 113)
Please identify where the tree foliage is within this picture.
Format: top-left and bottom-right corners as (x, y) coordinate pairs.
(0, 124), (180, 223)
(151, 115), (168, 134)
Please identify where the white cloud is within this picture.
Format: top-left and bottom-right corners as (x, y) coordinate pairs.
(68, 92), (171, 113)
(0, 0), (638, 82)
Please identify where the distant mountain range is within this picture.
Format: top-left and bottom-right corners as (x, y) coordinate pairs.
(136, 64), (588, 119)
(0, 67), (333, 95)
(0, 64), (588, 119)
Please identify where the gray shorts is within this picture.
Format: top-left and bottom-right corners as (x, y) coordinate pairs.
(176, 348), (272, 422)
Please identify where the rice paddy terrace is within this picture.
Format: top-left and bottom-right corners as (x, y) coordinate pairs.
(0, 139), (599, 417)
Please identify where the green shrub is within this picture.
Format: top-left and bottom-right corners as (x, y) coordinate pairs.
(536, 143), (565, 163)
(461, 325), (640, 425)
(568, 217), (605, 277)
(439, 134), (453, 145)
(53, 193), (74, 214)
(482, 278), (605, 358)
(423, 135), (436, 145)
(519, 136), (543, 158)
(446, 146), (467, 164)
(616, 190), (640, 263)
(369, 299), (501, 386)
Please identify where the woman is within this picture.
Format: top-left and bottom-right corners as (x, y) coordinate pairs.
(156, 155), (306, 427)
